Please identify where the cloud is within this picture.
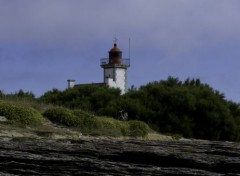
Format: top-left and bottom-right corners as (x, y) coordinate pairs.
(0, 0), (240, 101)
(1, 0), (240, 48)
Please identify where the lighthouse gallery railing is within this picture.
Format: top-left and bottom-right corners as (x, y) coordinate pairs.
(100, 58), (130, 67)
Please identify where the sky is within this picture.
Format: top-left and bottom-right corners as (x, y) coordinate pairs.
(0, 0), (240, 102)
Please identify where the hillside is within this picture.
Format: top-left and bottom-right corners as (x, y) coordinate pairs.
(0, 114), (172, 141)
(0, 82), (240, 175)
(0, 104), (239, 175)
(1, 76), (240, 141)
(39, 77), (240, 142)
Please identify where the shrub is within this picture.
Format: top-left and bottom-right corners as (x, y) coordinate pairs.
(43, 107), (149, 137)
(78, 115), (99, 132)
(128, 120), (149, 137)
(73, 111), (130, 137)
(98, 117), (119, 129)
(0, 102), (43, 126)
(72, 110), (98, 131)
(43, 107), (80, 127)
(96, 117), (129, 137)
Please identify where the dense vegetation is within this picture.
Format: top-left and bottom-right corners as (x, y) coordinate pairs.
(0, 90), (149, 137)
(43, 107), (149, 137)
(39, 77), (240, 141)
(0, 102), (43, 126)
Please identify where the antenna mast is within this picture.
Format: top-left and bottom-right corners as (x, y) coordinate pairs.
(128, 38), (131, 59)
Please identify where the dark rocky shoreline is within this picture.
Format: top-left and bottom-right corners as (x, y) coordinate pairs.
(0, 137), (240, 175)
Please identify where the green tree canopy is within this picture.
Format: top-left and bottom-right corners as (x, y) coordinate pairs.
(38, 77), (240, 141)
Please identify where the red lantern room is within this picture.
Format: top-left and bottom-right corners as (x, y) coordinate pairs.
(108, 43), (122, 65)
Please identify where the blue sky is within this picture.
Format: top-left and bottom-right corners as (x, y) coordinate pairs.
(0, 0), (240, 102)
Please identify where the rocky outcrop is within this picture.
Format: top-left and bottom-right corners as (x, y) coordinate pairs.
(0, 137), (239, 175)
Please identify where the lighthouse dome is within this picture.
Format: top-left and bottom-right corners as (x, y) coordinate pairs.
(109, 43), (122, 52)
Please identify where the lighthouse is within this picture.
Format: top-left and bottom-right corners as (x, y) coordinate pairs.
(100, 42), (130, 94)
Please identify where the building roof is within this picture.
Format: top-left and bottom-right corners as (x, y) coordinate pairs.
(74, 83), (106, 87)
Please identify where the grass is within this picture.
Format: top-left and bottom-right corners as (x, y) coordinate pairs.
(11, 136), (39, 142)
(0, 117), (82, 141)
(183, 147), (196, 153)
(43, 107), (150, 137)
(0, 97), (152, 139)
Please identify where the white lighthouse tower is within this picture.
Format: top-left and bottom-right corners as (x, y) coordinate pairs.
(100, 42), (130, 94)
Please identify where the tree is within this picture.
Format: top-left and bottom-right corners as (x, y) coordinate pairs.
(38, 77), (240, 141)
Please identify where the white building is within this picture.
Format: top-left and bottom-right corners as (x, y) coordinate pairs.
(100, 43), (130, 94)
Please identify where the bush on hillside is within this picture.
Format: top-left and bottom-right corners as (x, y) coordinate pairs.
(43, 107), (80, 127)
(73, 111), (129, 136)
(79, 116), (99, 132)
(96, 117), (129, 137)
(128, 120), (149, 137)
(0, 102), (43, 126)
(43, 107), (149, 137)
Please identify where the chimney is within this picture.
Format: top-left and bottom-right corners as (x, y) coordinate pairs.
(67, 80), (75, 89)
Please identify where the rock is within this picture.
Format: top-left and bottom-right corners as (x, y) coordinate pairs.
(0, 116), (7, 122)
(0, 137), (239, 175)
